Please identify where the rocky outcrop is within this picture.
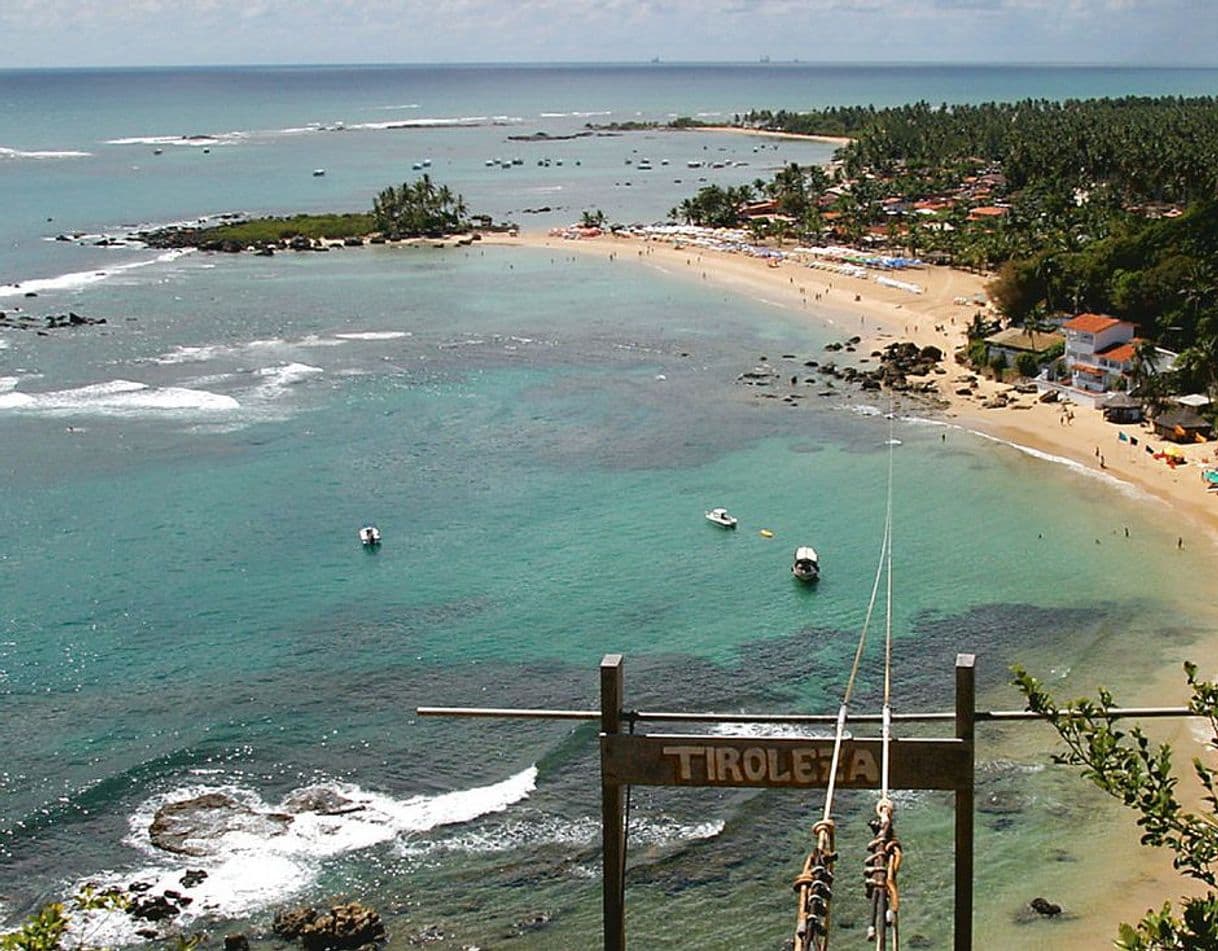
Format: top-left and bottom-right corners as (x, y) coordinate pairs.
(149, 792), (291, 856)
(0, 311), (107, 331)
(274, 903), (386, 950)
(1029, 897), (1062, 917)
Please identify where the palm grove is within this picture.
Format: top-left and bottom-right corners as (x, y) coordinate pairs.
(671, 96), (1218, 403)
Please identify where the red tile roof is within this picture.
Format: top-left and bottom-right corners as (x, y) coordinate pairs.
(968, 206), (1008, 218)
(1072, 363), (1105, 376)
(1099, 339), (1143, 364)
(1064, 313), (1124, 334)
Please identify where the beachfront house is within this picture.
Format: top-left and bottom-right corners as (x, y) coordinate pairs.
(1062, 313), (1138, 393)
(983, 327), (1064, 372)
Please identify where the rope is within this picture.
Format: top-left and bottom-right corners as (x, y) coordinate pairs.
(793, 404), (897, 951)
(866, 401), (902, 951)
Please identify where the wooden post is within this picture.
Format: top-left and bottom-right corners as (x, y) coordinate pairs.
(601, 654), (626, 951)
(954, 653), (975, 951)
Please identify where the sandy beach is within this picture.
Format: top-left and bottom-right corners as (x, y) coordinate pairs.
(492, 229), (1218, 550)
(694, 125), (853, 148)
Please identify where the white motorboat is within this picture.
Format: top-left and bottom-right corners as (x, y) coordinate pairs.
(312, 168), (326, 177)
(792, 546), (820, 582)
(705, 507), (738, 529)
(359, 525), (382, 546)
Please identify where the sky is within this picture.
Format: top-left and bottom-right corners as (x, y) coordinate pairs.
(2, 0), (1216, 69)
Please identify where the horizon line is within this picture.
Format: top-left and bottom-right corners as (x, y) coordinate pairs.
(4, 59), (1218, 72)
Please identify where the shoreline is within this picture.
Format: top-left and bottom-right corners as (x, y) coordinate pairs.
(695, 125), (853, 147)
(491, 229), (1218, 548)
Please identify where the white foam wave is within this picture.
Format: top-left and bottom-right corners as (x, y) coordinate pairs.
(965, 427), (1155, 500)
(105, 133), (245, 147)
(0, 376), (20, 392)
(401, 811), (722, 859)
(73, 768), (538, 938)
(297, 334), (348, 348)
(346, 115), (502, 131)
(0, 250), (192, 300)
(333, 331), (409, 341)
(253, 363), (324, 398)
(707, 722), (835, 740)
(0, 146), (92, 160)
(0, 379), (238, 415)
(377, 104), (420, 110)
(0, 338), (10, 350)
(850, 403), (883, 417)
(150, 345), (226, 365)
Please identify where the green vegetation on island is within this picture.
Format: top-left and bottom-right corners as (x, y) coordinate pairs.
(145, 175), (477, 251)
(196, 213), (374, 245)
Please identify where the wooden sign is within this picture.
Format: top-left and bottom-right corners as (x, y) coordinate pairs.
(601, 733), (969, 791)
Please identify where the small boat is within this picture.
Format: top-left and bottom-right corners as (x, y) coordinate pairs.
(792, 546), (820, 582)
(359, 525), (382, 546)
(312, 168), (326, 177)
(705, 507), (738, 529)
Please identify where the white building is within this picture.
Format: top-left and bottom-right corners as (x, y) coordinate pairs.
(1062, 313), (1137, 393)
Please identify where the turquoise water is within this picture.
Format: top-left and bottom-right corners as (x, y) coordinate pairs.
(2, 65), (1218, 948)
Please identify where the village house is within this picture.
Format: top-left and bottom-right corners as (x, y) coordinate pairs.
(1061, 313), (1138, 392)
(983, 327), (1064, 368)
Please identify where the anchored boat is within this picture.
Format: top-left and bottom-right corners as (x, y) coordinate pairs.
(705, 507), (738, 529)
(791, 546), (820, 582)
(359, 525), (381, 546)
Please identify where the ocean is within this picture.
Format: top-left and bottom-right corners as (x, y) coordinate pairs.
(2, 64), (1218, 949)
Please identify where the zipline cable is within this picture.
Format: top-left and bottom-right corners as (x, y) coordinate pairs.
(793, 412), (896, 951)
(866, 404), (903, 951)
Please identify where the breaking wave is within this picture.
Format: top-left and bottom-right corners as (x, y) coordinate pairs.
(0, 250), (192, 300)
(68, 769), (536, 944)
(0, 146), (92, 160)
(0, 379), (239, 416)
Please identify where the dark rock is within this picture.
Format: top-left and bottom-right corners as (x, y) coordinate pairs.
(180, 869), (208, 888)
(824, 341), (842, 351)
(136, 929), (160, 940)
(343, 236), (363, 246)
(255, 247), (275, 256)
(130, 895), (181, 922)
(149, 791), (292, 856)
(128, 881), (154, 893)
(225, 934), (250, 951)
(274, 907), (319, 940)
(299, 903), (386, 951)
(1030, 897), (1062, 917)
(282, 786), (357, 816)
